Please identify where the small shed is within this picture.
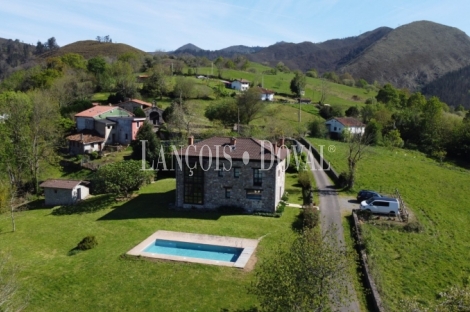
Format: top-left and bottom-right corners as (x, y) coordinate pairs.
(40, 179), (90, 206)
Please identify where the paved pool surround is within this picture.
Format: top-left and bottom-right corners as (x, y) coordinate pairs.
(127, 230), (259, 268)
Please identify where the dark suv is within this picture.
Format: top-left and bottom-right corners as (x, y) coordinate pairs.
(357, 190), (382, 202)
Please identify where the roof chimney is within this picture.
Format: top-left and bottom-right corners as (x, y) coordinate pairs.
(278, 137), (285, 148)
(188, 136), (194, 146)
(80, 133), (83, 141)
(230, 137), (236, 146)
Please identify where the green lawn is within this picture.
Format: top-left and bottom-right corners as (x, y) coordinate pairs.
(1, 179), (301, 312)
(307, 137), (470, 310)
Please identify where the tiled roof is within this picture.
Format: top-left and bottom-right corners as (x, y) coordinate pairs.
(179, 137), (288, 162)
(39, 179), (89, 190)
(66, 130), (105, 144)
(332, 117), (365, 127)
(121, 99), (152, 107)
(258, 87), (275, 95)
(75, 106), (118, 118)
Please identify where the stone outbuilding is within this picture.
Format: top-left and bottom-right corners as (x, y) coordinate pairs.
(175, 136), (288, 213)
(40, 179), (90, 206)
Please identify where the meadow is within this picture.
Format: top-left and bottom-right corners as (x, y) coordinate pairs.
(308, 137), (470, 310)
(0, 179), (301, 312)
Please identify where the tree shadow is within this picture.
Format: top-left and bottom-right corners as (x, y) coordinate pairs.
(52, 194), (116, 216)
(18, 199), (47, 211)
(97, 190), (224, 221)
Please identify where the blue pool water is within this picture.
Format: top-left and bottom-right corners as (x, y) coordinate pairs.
(143, 239), (243, 262)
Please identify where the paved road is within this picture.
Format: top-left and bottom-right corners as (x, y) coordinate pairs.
(300, 141), (361, 312)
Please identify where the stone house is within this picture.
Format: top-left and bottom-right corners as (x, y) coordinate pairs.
(40, 179), (90, 206)
(66, 105), (145, 155)
(116, 98), (153, 114)
(175, 137), (288, 213)
(325, 117), (365, 136)
(231, 79), (250, 91)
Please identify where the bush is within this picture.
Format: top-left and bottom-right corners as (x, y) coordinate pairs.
(298, 170), (313, 189)
(276, 201), (286, 214)
(403, 221), (424, 233)
(365, 97), (377, 105)
(77, 236), (98, 250)
(281, 192), (289, 201)
(89, 151), (100, 160)
(302, 207), (320, 229)
(338, 171), (350, 188)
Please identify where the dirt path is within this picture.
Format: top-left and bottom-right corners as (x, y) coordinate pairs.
(300, 140), (361, 312)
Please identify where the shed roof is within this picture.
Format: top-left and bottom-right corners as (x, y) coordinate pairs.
(66, 130), (105, 144)
(39, 179), (89, 190)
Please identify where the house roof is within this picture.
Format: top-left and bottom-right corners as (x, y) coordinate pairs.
(120, 99), (153, 107)
(327, 117), (365, 127)
(74, 106), (118, 118)
(258, 87), (275, 95)
(39, 179), (89, 190)
(66, 130), (105, 144)
(179, 137), (288, 162)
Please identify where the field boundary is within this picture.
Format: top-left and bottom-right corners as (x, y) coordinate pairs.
(352, 210), (385, 312)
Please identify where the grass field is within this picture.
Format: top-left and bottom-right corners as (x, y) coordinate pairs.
(0, 178), (303, 312)
(307, 137), (470, 310)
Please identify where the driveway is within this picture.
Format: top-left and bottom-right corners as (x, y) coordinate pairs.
(298, 140), (361, 312)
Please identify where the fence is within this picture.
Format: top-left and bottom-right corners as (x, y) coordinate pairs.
(395, 189), (409, 222)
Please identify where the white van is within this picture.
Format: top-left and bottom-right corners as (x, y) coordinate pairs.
(359, 197), (400, 216)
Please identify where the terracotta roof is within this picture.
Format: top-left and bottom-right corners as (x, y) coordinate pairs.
(39, 179), (89, 190)
(178, 137), (288, 162)
(258, 87), (275, 95)
(75, 106), (119, 118)
(121, 99), (152, 107)
(66, 130), (105, 144)
(328, 117), (365, 127)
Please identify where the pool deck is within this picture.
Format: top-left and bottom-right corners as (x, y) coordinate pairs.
(127, 230), (259, 268)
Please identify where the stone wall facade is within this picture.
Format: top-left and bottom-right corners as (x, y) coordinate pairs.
(44, 185), (89, 206)
(175, 157), (286, 212)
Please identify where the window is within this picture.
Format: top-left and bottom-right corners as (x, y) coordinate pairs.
(246, 189), (262, 200)
(183, 162), (204, 205)
(374, 201), (389, 207)
(234, 167), (240, 178)
(225, 188), (231, 199)
(91, 143), (94, 148)
(125, 134), (128, 140)
(253, 169), (262, 186)
(334, 127), (337, 131)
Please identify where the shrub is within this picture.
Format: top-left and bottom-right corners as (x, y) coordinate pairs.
(281, 192), (289, 201)
(403, 221), (424, 233)
(297, 170), (313, 189)
(89, 151), (100, 160)
(365, 97), (377, 105)
(276, 201), (286, 214)
(302, 207), (320, 229)
(338, 171), (350, 188)
(77, 236), (98, 250)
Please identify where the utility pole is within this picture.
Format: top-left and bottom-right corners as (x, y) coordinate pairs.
(237, 106), (240, 135)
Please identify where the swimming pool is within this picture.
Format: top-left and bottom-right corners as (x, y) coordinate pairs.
(127, 230), (259, 268)
(144, 239), (243, 262)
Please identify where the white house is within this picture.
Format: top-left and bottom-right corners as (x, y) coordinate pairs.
(231, 79), (250, 91)
(40, 179), (90, 206)
(258, 87), (275, 101)
(325, 117), (365, 136)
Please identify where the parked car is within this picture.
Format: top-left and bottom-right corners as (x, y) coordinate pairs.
(356, 190), (382, 202)
(359, 197), (400, 216)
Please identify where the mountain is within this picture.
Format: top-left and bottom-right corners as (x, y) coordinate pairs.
(174, 43), (202, 52)
(171, 44), (264, 59)
(422, 65), (470, 108)
(339, 21), (470, 90)
(247, 27), (392, 73)
(38, 40), (147, 59)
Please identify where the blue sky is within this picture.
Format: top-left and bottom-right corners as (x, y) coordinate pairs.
(2, 0), (470, 52)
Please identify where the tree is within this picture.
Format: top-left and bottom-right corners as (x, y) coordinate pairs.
(93, 160), (154, 198)
(143, 65), (169, 100)
(173, 77), (195, 103)
(60, 53), (86, 70)
(376, 83), (400, 107)
(252, 228), (352, 312)
(87, 56), (107, 76)
(345, 133), (372, 189)
(46, 37), (59, 50)
(319, 78), (330, 105)
(290, 70), (306, 97)
(131, 121), (160, 162)
(364, 120), (382, 145)
(110, 61), (137, 98)
(237, 88), (265, 124)
(309, 117), (327, 138)
(420, 96), (445, 155)
(383, 129), (404, 149)
(214, 57), (225, 78)
(345, 106), (360, 118)
(205, 99), (238, 127)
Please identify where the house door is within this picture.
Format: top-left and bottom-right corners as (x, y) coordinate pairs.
(112, 134), (115, 143)
(77, 188), (81, 201)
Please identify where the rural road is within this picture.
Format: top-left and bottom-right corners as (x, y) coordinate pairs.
(294, 139), (361, 312)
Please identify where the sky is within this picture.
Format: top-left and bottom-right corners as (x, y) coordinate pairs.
(2, 0), (470, 52)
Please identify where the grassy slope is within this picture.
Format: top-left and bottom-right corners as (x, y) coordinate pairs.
(0, 179), (301, 312)
(307, 137), (470, 310)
